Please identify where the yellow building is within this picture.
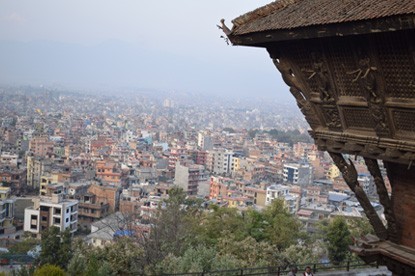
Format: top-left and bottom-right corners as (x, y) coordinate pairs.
(326, 164), (340, 180)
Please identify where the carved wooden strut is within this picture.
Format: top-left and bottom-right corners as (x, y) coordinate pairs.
(329, 152), (388, 240)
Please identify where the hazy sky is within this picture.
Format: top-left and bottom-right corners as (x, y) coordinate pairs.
(0, 0), (291, 101)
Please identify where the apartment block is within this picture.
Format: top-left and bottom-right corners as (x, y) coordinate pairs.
(24, 194), (78, 237)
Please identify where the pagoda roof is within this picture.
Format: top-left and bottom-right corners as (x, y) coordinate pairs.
(231, 0), (415, 36)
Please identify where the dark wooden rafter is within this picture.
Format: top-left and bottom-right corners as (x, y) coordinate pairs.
(364, 158), (399, 243)
(328, 152), (387, 240)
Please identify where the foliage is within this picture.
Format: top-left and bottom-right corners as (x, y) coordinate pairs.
(347, 217), (374, 238)
(62, 189), (315, 274)
(11, 265), (35, 276)
(196, 206), (247, 246)
(67, 255), (86, 275)
(217, 234), (275, 267)
(101, 237), (144, 275)
(154, 245), (244, 274)
(261, 199), (302, 250)
(38, 227), (72, 269)
(142, 187), (194, 267)
(324, 216), (352, 265)
(68, 237), (144, 276)
(248, 129), (312, 145)
(34, 264), (65, 276)
(281, 243), (322, 266)
(9, 238), (39, 254)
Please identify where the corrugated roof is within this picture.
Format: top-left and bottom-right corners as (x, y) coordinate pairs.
(231, 0), (415, 35)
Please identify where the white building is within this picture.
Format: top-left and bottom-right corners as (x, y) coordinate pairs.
(266, 184), (299, 214)
(283, 163), (313, 186)
(0, 152), (18, 167)
(24, 194), (78, 238)
(210, 149), (235, 175)
(197, 132), (213, 151)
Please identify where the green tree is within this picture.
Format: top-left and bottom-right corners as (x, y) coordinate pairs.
(244, 208), (268, 242)
(33, 264), (65, 276)
(9, 238), (39, 254)
(197, 206), (246, 246)
(347, 217), (374, 238)
(142, 187), (195, 268)
(102, 237), (144, 275)
(154, 245), (244, 274)
(262, 199), (302, 250)
(38, 227), (72, 269)
(67, 252), (87, 276)
(325, 216), (352, 265)
(217, 234), (276, 267)
(281, 242), (323, 266)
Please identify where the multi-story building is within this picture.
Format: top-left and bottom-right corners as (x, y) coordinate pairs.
(95, 160), (121, 185)
(242, 185), (267, 207)
(209, 176), (237, 199)
(77, 193), (110, 229)
(265, 184), (299, 214)
(87, 183), (121, 212)
(24, 193), (78, 238)
(174, 162), (208, 195)
(168, 147), (187, 173)
(210, 149), (235, 175)
(29, 136), (54, 157)
(283, 163), (312, 186)
(0, 187), (16, 236)
(0, 152), (18, 167)
(197, 131), (213, 151)
(27, 155), (52, 188)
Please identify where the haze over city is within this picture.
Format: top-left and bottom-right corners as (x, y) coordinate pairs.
(0, 0), (292, 101)
(0, 0), (409, 274)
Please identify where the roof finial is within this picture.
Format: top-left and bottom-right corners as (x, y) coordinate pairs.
(217, 19), (231, 36)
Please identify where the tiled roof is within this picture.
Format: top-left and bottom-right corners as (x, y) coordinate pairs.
(231, 0), (415, 35)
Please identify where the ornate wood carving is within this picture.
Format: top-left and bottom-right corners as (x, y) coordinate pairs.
(272, 57), (320, 129)
(347, 50), (389, 136)
(302, 52), (335, 103)
(329, 152), (387, 240)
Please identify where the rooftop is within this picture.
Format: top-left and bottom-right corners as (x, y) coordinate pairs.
(230, 0), (415, 36)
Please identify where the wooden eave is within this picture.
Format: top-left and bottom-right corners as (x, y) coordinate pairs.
(228, 14), (415, 47)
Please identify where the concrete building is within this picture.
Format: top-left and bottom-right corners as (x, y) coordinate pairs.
(210, 149), (235, 175)
(0, 152), (18, 167)
(0, 187), (16, 236)
(174, 162), (207, 195)
(24, 194), (78, 237)
(266, 184), (299, 214)
(27, 155), (52, 189)
(197, 131), (213, 151)
(283, 163), (312, 186)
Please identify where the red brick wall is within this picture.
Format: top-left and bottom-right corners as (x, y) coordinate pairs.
(386, 162), (415, 248)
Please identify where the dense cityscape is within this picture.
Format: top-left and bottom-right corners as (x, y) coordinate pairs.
(0, 85), (386, 274)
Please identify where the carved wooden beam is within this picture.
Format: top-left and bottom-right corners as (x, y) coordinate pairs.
(329, 152), (388, 240)
(364, 158), (399, 243)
